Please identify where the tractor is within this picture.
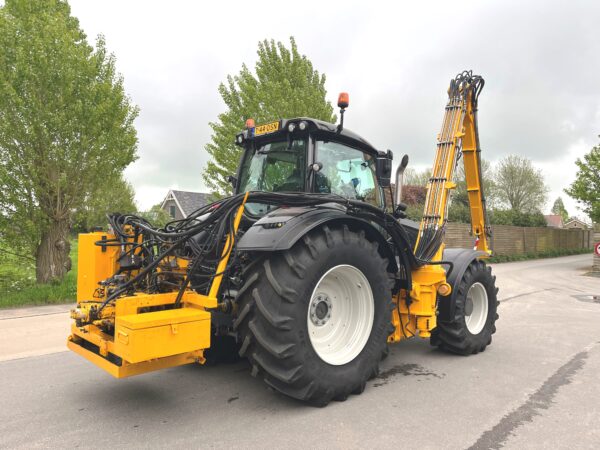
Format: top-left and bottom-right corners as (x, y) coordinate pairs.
(68, 70), (498, 406)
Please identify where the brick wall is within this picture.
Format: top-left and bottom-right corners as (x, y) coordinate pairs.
(444, 222), (593, 255)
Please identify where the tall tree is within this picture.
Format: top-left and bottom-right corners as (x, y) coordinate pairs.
(403, 167), (431, 187)
(203, 37), (336, 195)
(137, 204), (172, 228)
(453, 158), (497, 208)
(495, 155), (547, 213)
(0, 0), (138, 283)
(449, 158), (496, 223)
(73, 174), (137, 232)
(565, 144), (600, 223)
(551, 197), (569, 223)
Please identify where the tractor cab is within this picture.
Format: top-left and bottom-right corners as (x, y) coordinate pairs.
(232, 96), (393, 215)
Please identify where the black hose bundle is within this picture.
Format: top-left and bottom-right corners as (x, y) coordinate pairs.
(95, 191), (424, 311)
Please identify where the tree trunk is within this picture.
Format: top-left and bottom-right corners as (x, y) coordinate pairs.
(36, 218), (71, 283)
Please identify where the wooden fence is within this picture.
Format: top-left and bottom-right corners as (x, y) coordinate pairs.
(444, 223), (594, 255)
(593, 224), (600, 272)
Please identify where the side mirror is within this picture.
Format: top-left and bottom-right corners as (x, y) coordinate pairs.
(394, 154), (409, 205)
(376, 157), (392, 188)
(226, 175), (237, 189)
(375, 150), (393, 188)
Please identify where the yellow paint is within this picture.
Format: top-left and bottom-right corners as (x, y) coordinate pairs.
(416, 79), (491, 261)
(391, 77), (490, 344)
(68, 336), (204, 378)
(254, 120), (280, 136)
(76, 232), (119, 301)
(114, 308), (210, 364)
(208, 192), (249, 299)
(114, 291), (217, 316)
(68, 193), (249, 376)
(461, 90), (491, 255)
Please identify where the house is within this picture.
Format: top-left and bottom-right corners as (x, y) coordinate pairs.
(564, 218), (589, 229)
(543, 214), (563, 228)
(161, 190), (212, 219)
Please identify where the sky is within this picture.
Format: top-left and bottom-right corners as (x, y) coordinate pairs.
(69, 0), (600, 220)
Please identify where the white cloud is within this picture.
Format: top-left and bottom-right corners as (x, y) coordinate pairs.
(69, 0), (600, 214)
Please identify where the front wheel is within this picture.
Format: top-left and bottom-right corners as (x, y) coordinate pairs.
(234, 225), (393, 406)
(431, 259), (499, 355)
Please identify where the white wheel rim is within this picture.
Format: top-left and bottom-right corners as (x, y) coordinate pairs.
(465, 282), (489, 334)
(307, 264), (374, 366)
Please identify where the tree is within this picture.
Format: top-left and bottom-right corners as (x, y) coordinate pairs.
(203, 37), (336, 195)
(449, 158), (496, 222)
(565, 144), (600, 222)
(453, 158), (497, 207)
(495, 155), (547, 213)
(0, 0), (138, 283)
(137, 204), (172, 228)
(551, 197), (569, 223)
(403, 167), (431, 187)
(73, 174), (137, 232)
(402, 185), (427, 206)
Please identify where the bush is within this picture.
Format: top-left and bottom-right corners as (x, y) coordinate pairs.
(489, 209), (547, 227)
(488, 247), (591, 263)
(402, 185), (427, 206)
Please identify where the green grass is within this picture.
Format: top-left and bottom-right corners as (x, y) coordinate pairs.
(488, 247), (592, 264)
(0, 240), (78, 309)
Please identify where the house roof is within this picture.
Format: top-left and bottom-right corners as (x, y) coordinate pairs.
(161, 190), (212, 218)
(544, 214), (563, 228)
(564, 218), (588, 228)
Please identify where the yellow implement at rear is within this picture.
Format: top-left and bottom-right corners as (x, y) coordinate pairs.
(68, 192), (249, 377)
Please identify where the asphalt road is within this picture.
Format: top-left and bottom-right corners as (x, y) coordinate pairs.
(1, 254), (599, 449)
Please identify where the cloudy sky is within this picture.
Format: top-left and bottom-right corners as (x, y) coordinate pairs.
(69, 0), (599, 218)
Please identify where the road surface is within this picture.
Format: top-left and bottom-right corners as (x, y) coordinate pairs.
(1, 254), (599, 449)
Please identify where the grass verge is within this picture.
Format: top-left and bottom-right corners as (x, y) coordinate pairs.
(0, 240), (77, 309)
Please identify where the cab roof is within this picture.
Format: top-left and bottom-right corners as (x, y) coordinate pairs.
(247, 117), (382, 157)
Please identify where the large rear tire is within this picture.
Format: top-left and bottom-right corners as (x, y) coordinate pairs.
(234, 225), (393, 406)
(431, 259), (499, 355)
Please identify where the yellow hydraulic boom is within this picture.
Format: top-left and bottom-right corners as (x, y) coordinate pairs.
(389, 71), (491, 343)
(415, 71), (491, 262)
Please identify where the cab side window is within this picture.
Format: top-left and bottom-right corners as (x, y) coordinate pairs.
(315, 141), (382, 208)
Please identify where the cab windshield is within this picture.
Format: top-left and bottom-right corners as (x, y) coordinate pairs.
(238, 139), (307, 193)
(314, 140), (383, 208)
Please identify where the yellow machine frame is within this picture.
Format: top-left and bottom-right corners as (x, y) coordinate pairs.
(389, 76), (490, 344)
(68, 193), (249, 377)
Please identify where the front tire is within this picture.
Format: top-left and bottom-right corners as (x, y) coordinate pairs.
(234, 225), (393, 406)
(431, 259), (499, 355)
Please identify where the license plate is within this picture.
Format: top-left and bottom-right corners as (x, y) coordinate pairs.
(254, 121), (280, 136)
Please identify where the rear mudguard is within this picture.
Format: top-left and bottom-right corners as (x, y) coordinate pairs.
(237, 205), (398, 273)
(437, 248), (488, 323)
